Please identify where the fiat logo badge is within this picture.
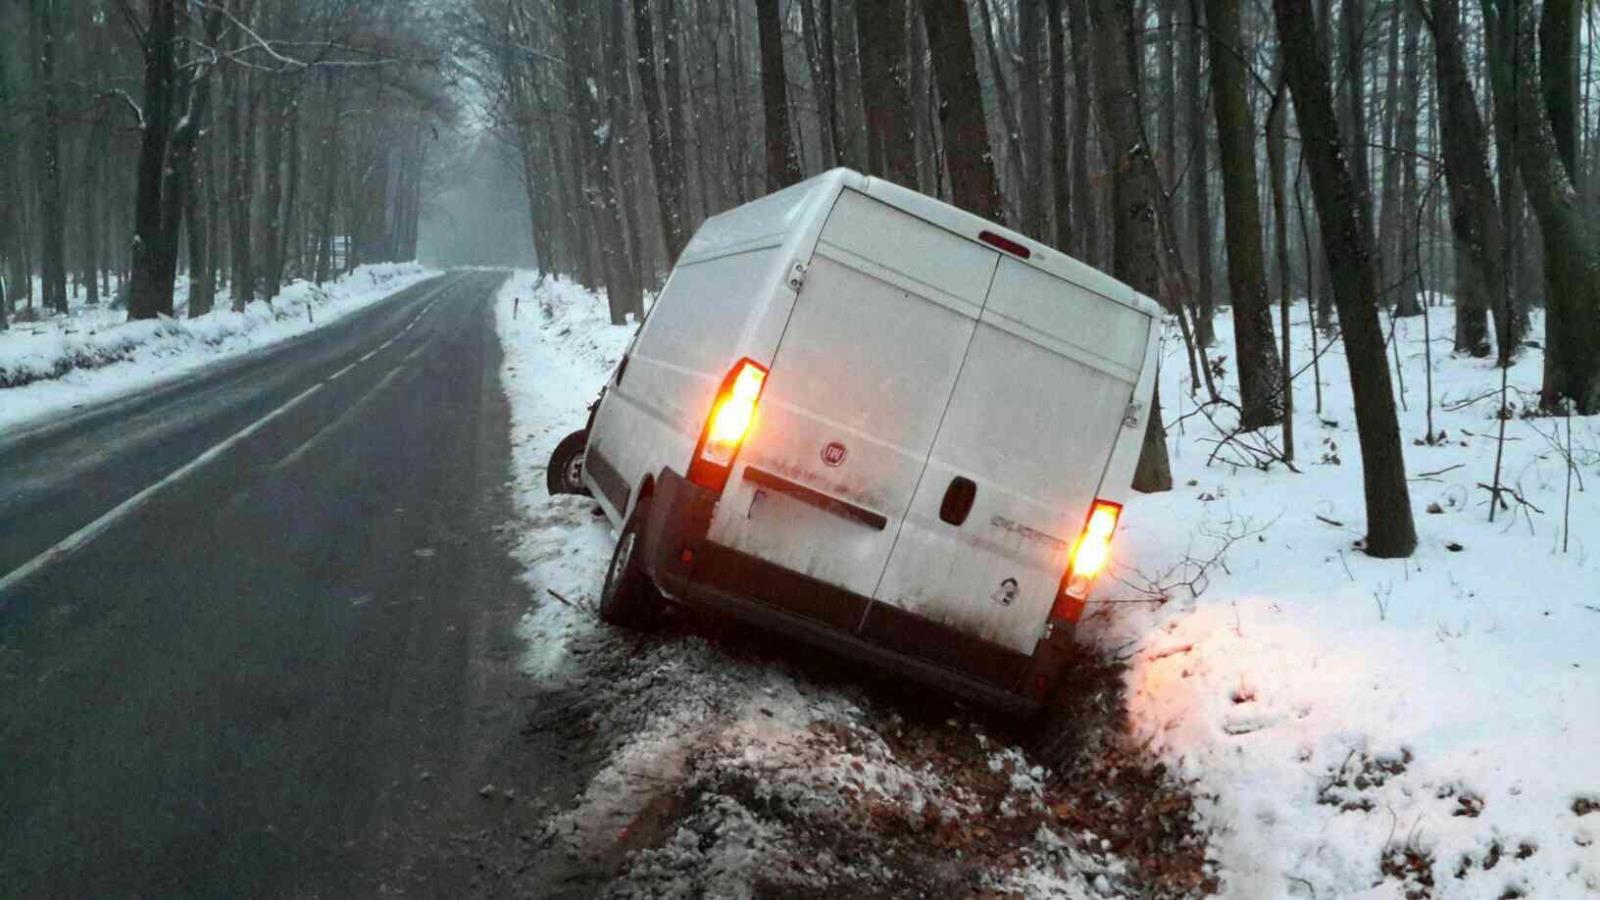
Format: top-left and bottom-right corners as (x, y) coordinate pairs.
(821, 441), (848, 467)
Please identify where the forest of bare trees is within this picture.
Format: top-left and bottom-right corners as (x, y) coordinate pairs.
(3, 0), (1600, 559)
(462, 0), (1600, 559)
(0, 0), (451, 327)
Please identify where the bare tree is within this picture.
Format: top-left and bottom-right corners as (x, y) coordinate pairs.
(1206, 0), (1284, 430)
(856, 0), (917, 186)
(921, 0), (1005, 220)
(1275, 0), (1417, 557)
(31, 0), (67, 314)
(1483, 0), (1600, 411)
(1421, 0), (1508, 362)
(756, 0), (801, 190)
(1088, 0), (1173, 494)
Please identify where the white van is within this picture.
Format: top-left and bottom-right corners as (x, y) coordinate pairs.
(571, 168), (1160, 714)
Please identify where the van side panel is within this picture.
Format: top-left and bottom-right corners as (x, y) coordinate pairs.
(585, 248), (787, 518)
(1091, 302), (1164, 510)
(871, 258), (1154, 654)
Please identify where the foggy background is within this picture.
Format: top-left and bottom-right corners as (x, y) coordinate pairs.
(419, 135), (537, 270)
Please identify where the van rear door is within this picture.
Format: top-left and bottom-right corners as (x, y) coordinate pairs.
(706, 190), (998, 622)
(867, 257), (1154, 662)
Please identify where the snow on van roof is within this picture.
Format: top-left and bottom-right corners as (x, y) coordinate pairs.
(679, 167), (1162, 320)
(678, 169), (863, 264)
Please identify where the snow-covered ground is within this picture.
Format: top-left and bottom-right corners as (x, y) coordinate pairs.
(0, 263), (436, 434)
(495, 269), (1598, 898)
(1108, 304), (1600, 899)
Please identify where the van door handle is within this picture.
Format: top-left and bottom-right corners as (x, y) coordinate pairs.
(939, 477), (977, 526)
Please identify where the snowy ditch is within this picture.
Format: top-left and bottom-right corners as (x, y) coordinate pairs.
(495, 270), (1598, 898)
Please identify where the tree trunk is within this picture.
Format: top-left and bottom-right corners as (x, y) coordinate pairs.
(127, 0), (179, 321)
(1267, 74), (1294, 462)
(1484, 0), (1600, 411)
(0, 52), (14, 329)
(81, 128), (101, 307)
(756, 0), (803, 191)
(260, 79), (285, 298)
(1275, 0), (1417, 557)
(563, 0), (641, 324)
(635, 0), (688, 262)
(799, 0), (843, 168)
(314, 73), (340, 286)
(1206, 0), (1283, 430)
(186, 130), (214, 318)
(1426, 0), (1504, 360)
(1390, 5), (1423, 317)
(1018, 0), (1046, 238)
(1375, 3), (1403, 304)
(661, 0), (693, 223)
(855, 0), (917, 186)
(976, 0), (1027, 226)
(226, 38), (255, 310)
(32, 0), (67, 314)
(1047, 0), (1071, 250)
(1182, 0), (1215, 345)
(1064, 0), (1100, 267)
(279, 97), (301, 281)
(1087, 0), (1172, 494)
(921, 0), (1005, 220)
(1339, 0), (1376, 274)
(1538, 0), (1580, 177)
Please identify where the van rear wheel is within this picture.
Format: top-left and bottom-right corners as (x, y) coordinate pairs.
(599, 498), (662, 629)
(546, 430), (592, 496)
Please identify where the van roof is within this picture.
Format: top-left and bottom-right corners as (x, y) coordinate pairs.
(853, 171), (1162, 318)
(681, 168), (1162, 319)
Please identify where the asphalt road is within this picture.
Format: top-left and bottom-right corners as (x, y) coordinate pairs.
(0, 271), (573, 898)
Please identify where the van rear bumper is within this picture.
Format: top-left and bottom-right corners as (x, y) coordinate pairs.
(639, 468), (1064, 717)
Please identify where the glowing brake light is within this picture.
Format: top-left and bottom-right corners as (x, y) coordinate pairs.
(688, 358), (768, 491)
(1070, 502), (1120, 579)
(703, 362), (766, 463)
(1050, 499), (1123, 623)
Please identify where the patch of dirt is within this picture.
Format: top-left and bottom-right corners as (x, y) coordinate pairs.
(529, 615), (1217, 898)
(1316, 747), (1413, 813)
(1381, 841), (1436, 899)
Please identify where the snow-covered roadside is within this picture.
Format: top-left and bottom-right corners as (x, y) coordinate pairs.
(1098, 305), (1600, 898)
(0, 262), (436, 434)
(494, 272), (638, 681)
(494, 271), (1212, 898)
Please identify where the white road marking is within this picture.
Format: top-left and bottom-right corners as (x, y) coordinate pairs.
(272, 365), (409, 472)
(0, 275), (463, 597)
(0, 382), (326, 597)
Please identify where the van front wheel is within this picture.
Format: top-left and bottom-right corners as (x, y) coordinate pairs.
(546, 430), (592, 497)
(599, 499), (662, 629)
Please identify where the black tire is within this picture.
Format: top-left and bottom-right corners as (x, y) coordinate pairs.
(546, 430), (592, 497)
(599, 497), (662, 629)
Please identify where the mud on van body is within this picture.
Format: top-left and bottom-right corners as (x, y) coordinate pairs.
(577, 168), (1161, 715)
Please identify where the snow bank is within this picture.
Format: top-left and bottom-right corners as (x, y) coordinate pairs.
(1097, 304), (1600, 898)
(493, 271), (639, 679)
(0, 262), (435, 433)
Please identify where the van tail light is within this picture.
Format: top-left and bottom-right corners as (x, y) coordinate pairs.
(1049, 499), (1122, 623)
(687, 358), (768, 492)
